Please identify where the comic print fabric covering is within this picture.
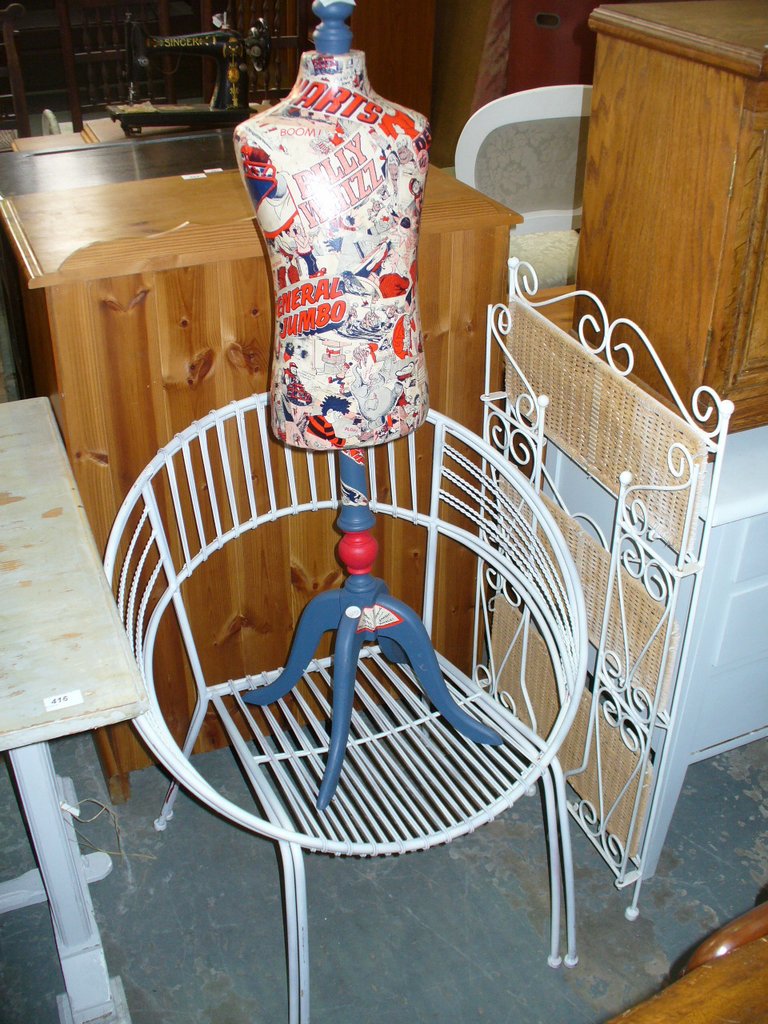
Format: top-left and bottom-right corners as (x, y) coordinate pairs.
(235, 50), (431, 450)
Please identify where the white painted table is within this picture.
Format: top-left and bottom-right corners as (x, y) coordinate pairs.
(0, 398), (147, 1024)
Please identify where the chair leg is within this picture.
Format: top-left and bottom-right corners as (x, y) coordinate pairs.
(277, 840), (310, 1024)
(153, 697), (209, 831)
(550, 759), (578, 967)
(540, 769), (563, 967)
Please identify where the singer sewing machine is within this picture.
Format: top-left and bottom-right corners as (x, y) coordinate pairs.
(108, 15), (271, 134)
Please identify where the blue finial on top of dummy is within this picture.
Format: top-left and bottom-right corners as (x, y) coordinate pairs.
(312, 0), (355, 55)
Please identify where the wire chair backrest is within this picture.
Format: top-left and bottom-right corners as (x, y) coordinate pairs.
(105, 394), (587, 856)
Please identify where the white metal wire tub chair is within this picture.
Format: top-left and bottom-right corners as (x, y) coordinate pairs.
(103, 392), (587, 1023)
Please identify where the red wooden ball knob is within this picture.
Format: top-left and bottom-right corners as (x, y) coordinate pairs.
(338, 530), (378, 575)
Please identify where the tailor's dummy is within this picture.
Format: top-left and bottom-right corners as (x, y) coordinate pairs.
(234, 0), (431, 451)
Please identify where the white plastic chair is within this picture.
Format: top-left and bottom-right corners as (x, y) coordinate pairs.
(104, 393), (587, 1023)
(455, 85), (592, 286)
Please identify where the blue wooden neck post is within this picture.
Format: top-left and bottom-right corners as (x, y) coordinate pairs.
(312, 0), (355, 55)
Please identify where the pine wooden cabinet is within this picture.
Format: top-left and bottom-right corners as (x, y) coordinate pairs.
(577, 0), (768, 431)
(1, 166), (517, 799)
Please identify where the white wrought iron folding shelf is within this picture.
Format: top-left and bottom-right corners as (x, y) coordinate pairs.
(482, 259), (733, 920)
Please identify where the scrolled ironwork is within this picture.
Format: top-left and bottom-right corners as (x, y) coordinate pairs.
(572, 796), (599, 833)
(666, 441), (696, 487)
(619, 533), (673, 606)
(485, 263), (734, 911)
(598, 691), (646, 756)
(473, 661), (495, 694)
(488, 299), (514, 336)
(508, 258), (733, 447)
(484, 564), (523, 613)
(508, 256), (540, 299)
(603, 829), (628, 870)
(572, 796), (631, 875)
(601, 648), (626, 687)
(486, 297), (545, 434)
(625, 679), (654, 726)
(484, 405), (538, 473)
(691, 384), (734, 441)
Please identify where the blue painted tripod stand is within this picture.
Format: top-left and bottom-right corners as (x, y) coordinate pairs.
(244, 448), (502, 810)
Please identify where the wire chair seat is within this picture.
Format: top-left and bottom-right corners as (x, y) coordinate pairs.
(195, 648), (557, 856)
(104, 390), (587, 1018)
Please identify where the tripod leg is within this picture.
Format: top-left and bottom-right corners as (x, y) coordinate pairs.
(244, 589), (344, 706)
(316, 606), (366, 811)
(382, 596), (502, 747)
(377, 634), (407, 664)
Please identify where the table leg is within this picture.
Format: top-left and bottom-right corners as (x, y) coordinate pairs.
(8, 741), (131, 1024)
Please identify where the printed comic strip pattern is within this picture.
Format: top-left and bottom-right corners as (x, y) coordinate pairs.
(235, 51), (431, 451)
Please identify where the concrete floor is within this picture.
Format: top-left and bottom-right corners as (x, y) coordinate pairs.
(1, 732), (766, 1024)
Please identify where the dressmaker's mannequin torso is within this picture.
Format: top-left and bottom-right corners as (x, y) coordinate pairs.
(235, 45), (431, 451)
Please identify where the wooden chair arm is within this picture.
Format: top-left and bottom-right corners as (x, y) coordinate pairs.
(607, 934), (768, 1023)
(683, 900), (768, 975)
